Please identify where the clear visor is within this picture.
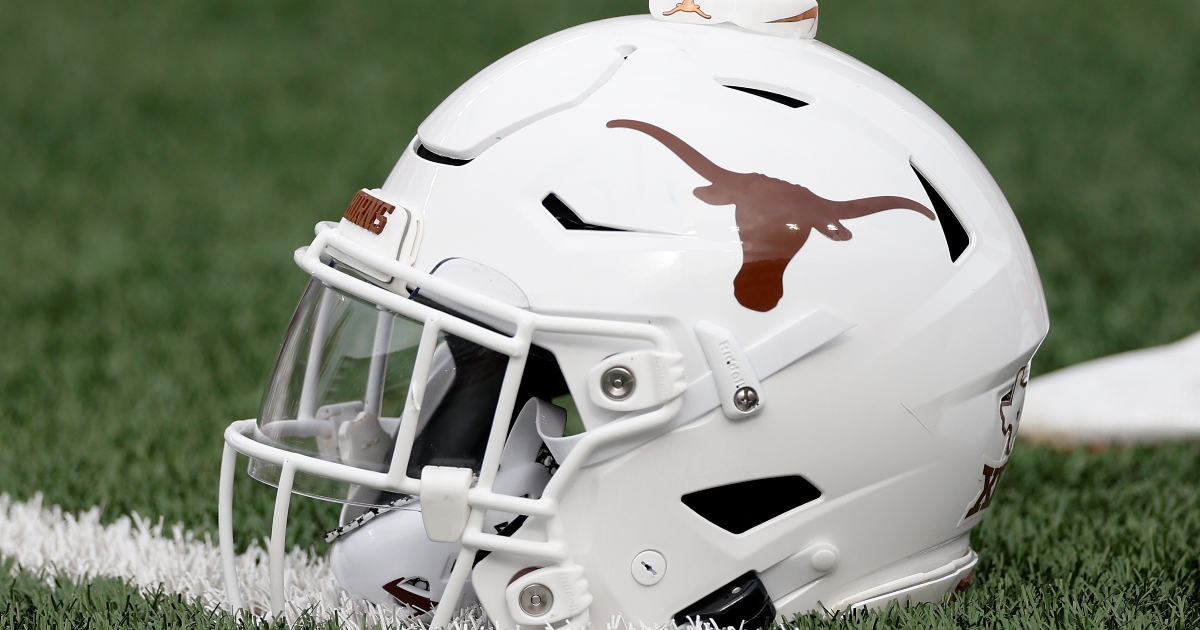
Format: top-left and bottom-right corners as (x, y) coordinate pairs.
(249, 277), (517, 506)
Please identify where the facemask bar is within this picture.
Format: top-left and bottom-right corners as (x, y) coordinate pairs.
(219, 224), (685, 626)
(363, 310), (394, 418)
(296, 287), (336, 425)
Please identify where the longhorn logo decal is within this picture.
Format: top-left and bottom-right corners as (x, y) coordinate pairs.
(662, 0), (712, 19)
(607, 119), (936, 312)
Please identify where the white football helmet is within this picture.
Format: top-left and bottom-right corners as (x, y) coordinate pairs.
(219, 2), (1049, 628)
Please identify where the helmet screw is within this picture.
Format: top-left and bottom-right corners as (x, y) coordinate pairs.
(519, 583), (553, 617)
(733, 386), (759, 412)
(601, 366), (636, 401)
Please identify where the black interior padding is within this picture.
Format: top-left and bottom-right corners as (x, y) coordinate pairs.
(405, 292), (572, 478)
(913, 166), (970, 261)
(542, 193), (625, 231)
(682, 475), (821, 534)
(724, 85), (808, 108)
(415, 143), (473, 166)
(404, 334), (508, 477)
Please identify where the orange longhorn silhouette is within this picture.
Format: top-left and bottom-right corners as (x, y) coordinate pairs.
(608, 119), (936, 312)
(662, 0), (712, 19)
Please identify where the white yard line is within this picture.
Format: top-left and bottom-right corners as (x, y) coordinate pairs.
(0, 493), (700, 630)
(0, 493), (485, 629)
(1021, 330), (1200, 444)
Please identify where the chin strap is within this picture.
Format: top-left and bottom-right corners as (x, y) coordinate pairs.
(324, 496), (414, 543)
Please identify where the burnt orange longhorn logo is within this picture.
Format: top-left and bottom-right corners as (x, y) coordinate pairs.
(608, 119), (936, 312)
(662, 0), (711, 19)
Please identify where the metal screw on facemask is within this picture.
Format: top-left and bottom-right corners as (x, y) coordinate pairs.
(733, 386), (759, 412)
(601, 366), (636, 401)
(519, 583), (553, 616)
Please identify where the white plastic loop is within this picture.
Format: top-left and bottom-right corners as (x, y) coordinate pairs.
(419, 466), (474, 543)
(587, 350), (687, 412)
(505, 564), (594, 626)
(535, 401), (585, 464)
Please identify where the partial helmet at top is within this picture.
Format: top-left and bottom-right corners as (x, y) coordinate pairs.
(218, 2), (1048, 628)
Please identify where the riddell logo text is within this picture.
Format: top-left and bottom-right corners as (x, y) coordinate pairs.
(718, 341), (747, 389)
(344, 190), (395, 235)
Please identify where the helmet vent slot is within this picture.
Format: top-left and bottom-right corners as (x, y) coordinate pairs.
(416, 143), (473, 166)
(912, 165), (969, 261)
(542, 193), (626, 232)
(723, 85), (808, 109)
(682, 475), (821, 534)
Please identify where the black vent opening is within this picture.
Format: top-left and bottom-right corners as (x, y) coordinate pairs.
(542, 193), (625, 232)
(682, 475), (821, 535)
(724, 85), (808, 109)
(416, 143), (473, 167)
(912, 166), (969, 262)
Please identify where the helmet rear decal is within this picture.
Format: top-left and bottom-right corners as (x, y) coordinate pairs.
(607, 119), (937, 312)
(961, 366), (1029, 523)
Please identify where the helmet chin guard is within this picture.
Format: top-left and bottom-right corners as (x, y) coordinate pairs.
(219, 2), (1048, 627)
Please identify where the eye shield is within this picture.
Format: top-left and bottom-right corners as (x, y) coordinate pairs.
(249, 274), (574, 507)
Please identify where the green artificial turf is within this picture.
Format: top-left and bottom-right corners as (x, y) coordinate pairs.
(0, 0), (1198, 627)
(0, 444), (1195, 628)
(0, 562), (338, 630)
